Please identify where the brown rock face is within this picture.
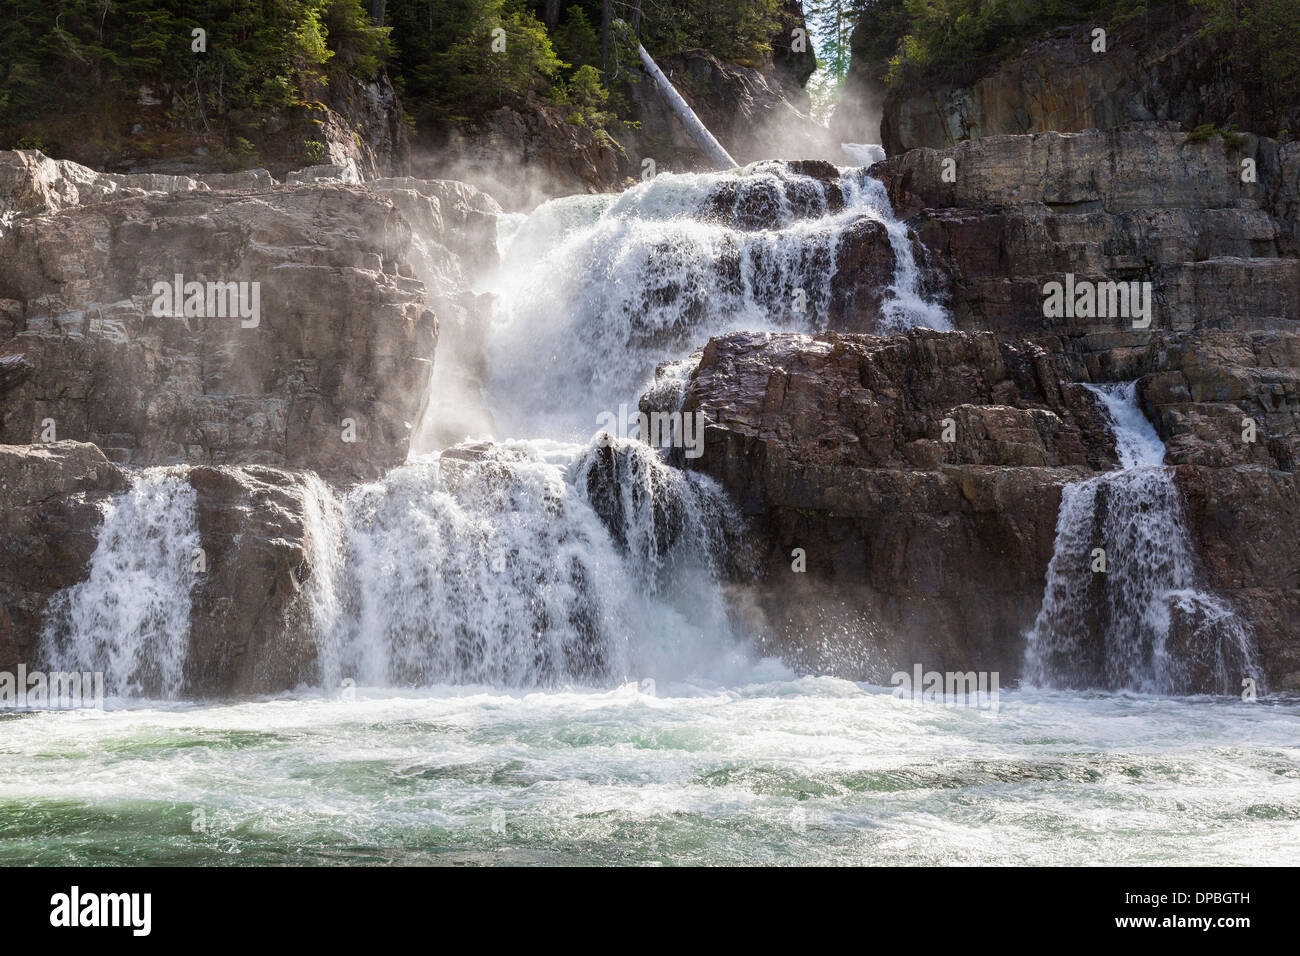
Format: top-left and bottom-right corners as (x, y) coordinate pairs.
(184, 465), (326, 696)
(414, 98), (627, 212)
(647, 322), (1300, 689)
(11, 70), (410, 182)
(0, 448), (331, 696)
(0, 166), (441, 481)
(1174, 466), (1300, 691)
(1134, 331), (1300, 471)
(874, 126), (1300, 338)
(654, 329), (1118, 679)
(0, 442), (127, 672)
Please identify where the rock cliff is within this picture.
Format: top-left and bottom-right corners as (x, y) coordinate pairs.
(0, 149), (501, 481)
(874, 125), (1300, 337)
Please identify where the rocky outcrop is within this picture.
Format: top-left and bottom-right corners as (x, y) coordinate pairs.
(1134, 331), (1300, 471)
(875, 125), (1300, 337)
(371, 176), (503, 268)
(14, 69), (410, 181)
(0, 183), (435, 480)
(0, 150), (504, 480)
(0, 445), (330, 695)
(654, 322), (1300, 689)
(184, 465), (325, 695)
(321, 70), (412, 180)
(654, 329), (1118, 679)
(0, 442), (126, 673)
(0, 149), (209, 227)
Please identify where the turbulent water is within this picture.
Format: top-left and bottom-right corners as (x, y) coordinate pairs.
(486, 162), (948, 438)
(1024, 383), (1261, 696)
(2, 686), (1296, 865)
(10, 166), (1296, 867)
(306, 438), (751, 690)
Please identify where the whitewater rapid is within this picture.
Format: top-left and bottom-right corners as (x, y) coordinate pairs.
(1, 683), (1295, 865)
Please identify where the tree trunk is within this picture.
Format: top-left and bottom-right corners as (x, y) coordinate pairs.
(637, 44), (737, 170)
(545, 0), (560, 29)
(601, 0), (612, 72)
(631, 0), (643, 34)
(369, 0), (386, 26)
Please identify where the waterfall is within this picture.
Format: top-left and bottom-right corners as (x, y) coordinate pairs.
(1024, 383), (1261, 695)
(37, 162), (950, 698)
(306, 436), (744, 690)
(485, 161), (948, 439)
(303, 168), (884, 689)
(39, 469), (199, 698)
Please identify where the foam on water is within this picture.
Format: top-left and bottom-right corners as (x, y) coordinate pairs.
(1, 685), (1295, 865)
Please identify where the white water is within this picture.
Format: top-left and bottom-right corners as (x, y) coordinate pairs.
(39, 469), (199, 698)
(485, 162), (947, 439)
(841, 143), (886, 167)
(1024, 383), (1260, 695)
(305, 437), (761, 692)
(2, 685), (1296, 865)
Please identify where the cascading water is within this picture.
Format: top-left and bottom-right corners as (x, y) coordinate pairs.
(841, 143), (887, 167)
(1024, 383), (1261, 695)
(37, 160), (949, 697)
(39, 469), (199, 698)
(485, 161), (948, 439)
(306, 436), (752, 691)
(293, 160), (949, 691)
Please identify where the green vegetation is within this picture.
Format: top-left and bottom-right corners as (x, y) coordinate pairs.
(840, 0), (1297, 135)
(1193, 0), (1300, 135)
(0, 0), (389, 133)
(844, 0), (1295, 93)
(1186, 123), (1247, 150)
(0, 0), (786, 150)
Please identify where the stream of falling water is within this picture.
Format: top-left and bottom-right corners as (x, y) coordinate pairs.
(38, 469), (199, 699)
(8, 168), (1295, 867)
(1024, 383), (1262, 695)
